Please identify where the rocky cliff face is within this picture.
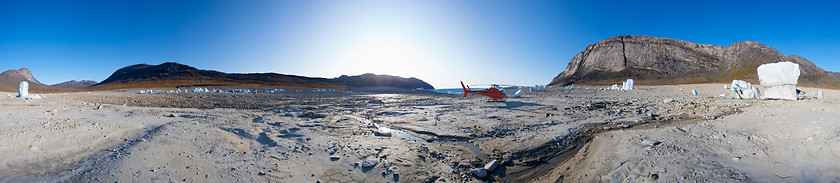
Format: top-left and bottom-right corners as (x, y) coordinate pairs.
(0, 68), (43, 84)
(550, 35), (839, 88)
(0, 68), (52, 92)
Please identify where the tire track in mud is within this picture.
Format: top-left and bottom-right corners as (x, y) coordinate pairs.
(57, 123), (172, 182)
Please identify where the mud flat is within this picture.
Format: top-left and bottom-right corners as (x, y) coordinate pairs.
(0, 84), (835, 182)
(540, 87), (840, 182)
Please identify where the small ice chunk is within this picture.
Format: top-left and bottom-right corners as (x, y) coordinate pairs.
(610, 84), (620, 90)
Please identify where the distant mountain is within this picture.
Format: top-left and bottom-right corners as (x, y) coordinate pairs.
(50, 80), (99, 88)
(0, 68), (54, 92)
(550, 35), (840, 88)
(91, 62), (346, 89)
(92, 62), (435, 90)
(0, 62), (436, 92)
(334, 73), (434, 90)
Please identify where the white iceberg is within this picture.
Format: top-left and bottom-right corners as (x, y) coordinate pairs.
(18, 81), (28, 98)
(16, 81), (41, 99)
(757, 62), (800, 100)
(620, 79), (634, 90)
(726, 80), (760, 99)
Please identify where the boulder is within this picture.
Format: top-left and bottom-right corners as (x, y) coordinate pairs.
(757, 62), (800, 100)
(484, 160), (500, 172)
(374, 130), (392, 137)
(470, 168), (488, 178)
(361, 156), (379, 168)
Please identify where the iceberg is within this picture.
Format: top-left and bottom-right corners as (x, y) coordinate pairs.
(620, 79), (634, 90)
(16, 81), (41, 99)
(726, 80), (760, 99)
(757, 62), (800, 100)
(17, 81), (28, 98)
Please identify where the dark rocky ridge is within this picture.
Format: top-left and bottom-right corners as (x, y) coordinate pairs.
(0, 62), (435, 92)
(334, 73), (435, 90)
(91, 62), (347, 89)
(550, 35), (840, 88)
(91, 62), (435, 90)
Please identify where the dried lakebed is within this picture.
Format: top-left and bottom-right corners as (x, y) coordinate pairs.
(0, 84), (800, 182)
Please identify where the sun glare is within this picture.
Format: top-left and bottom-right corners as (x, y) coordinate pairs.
(337, 31), (432, 77)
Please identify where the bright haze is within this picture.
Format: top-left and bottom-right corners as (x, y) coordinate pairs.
(0, 1), (837, 88)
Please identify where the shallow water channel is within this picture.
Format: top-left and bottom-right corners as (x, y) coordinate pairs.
(339, 113), (490, 162)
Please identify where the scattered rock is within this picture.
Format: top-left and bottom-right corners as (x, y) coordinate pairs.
(663, 99), (674, 103)
(388, 166), (400, 176)
(374, 130), (392, 137)
(330, 155), (341, 161)
(425, 137), (435, 142)
(165, 113), (177, 117)
(362, 156), (379, 168)
(484, 160), (500, 172)
(641, 139), (661, 146)
(501, 155), (513, 165)
(470, 168), (488, 178)
(298, 112), (327, 119)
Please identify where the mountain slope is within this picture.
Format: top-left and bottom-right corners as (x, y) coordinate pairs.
(550, 35), (840, 88)
(92, 62), (436, 90)
(91, 62), (347, 89)
(0, 68), (55, 92)
(50, 80), (99, 88)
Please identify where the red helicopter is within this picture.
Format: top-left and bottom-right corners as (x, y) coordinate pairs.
(461, 81), (507, 102)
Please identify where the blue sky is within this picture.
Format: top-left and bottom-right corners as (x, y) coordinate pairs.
(0, 0), (837, 88)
